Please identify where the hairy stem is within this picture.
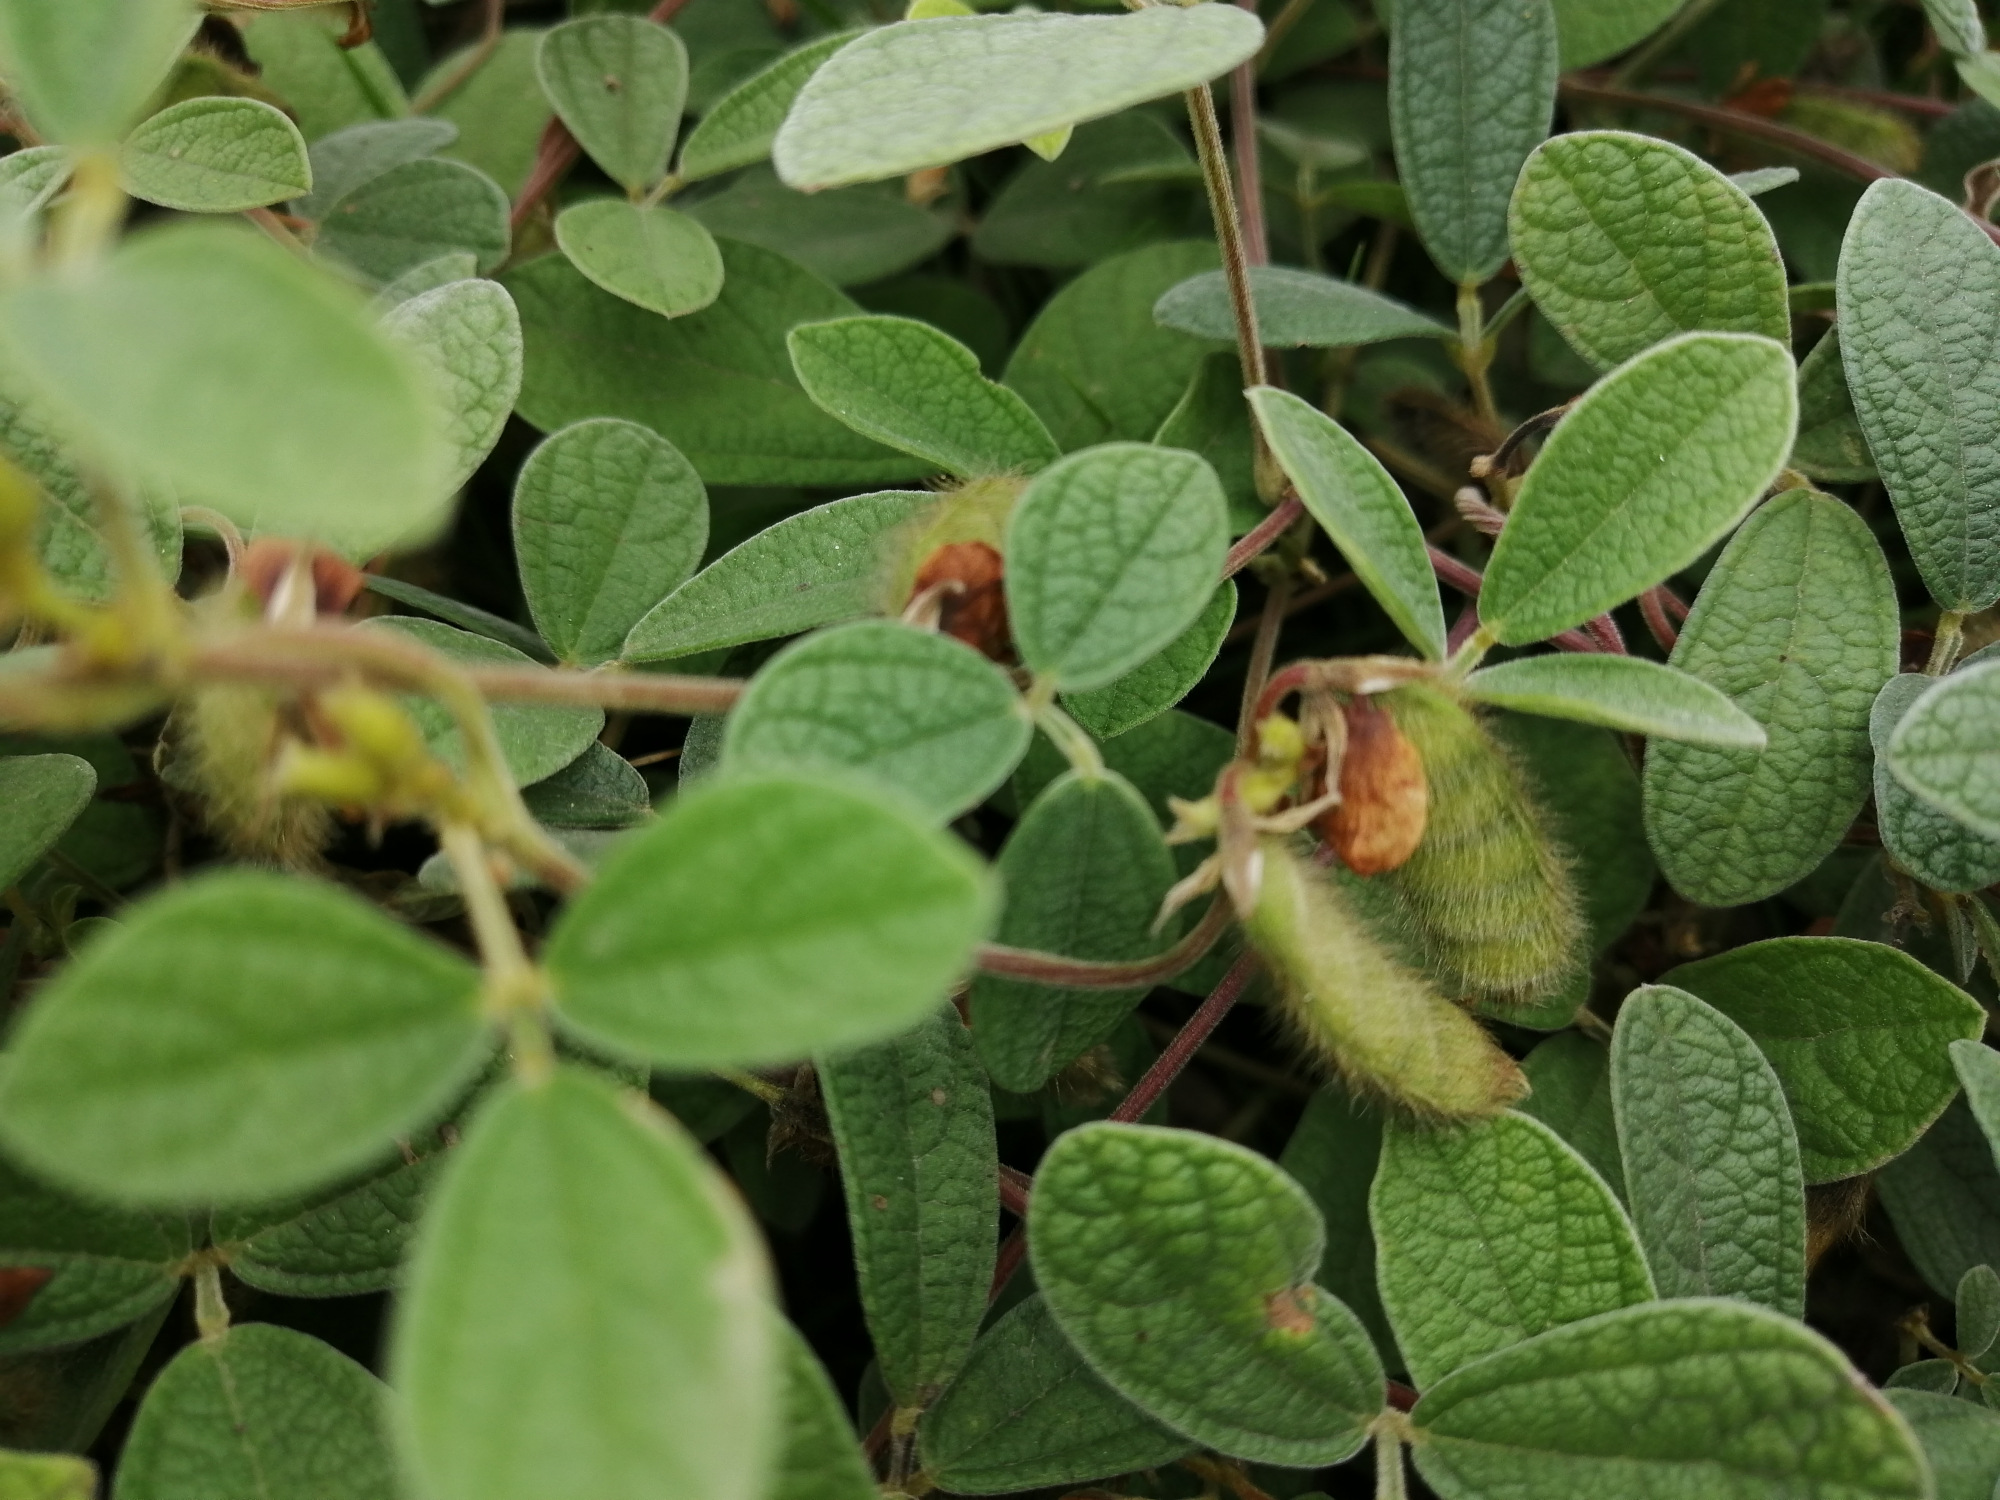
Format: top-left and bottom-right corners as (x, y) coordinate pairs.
(976, 895), (1232, 988)
(1928, 610), (1966, 675)
(1223, 495), (1304, 579)
(1109, 950), (1260, 1124)
(1238, 574), (1292, 752)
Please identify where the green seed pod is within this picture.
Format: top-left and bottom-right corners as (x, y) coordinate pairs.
(1245, 837), (1527, 1121)
(1381, 681), (1583, 1005)
(163, 681), (336, 869)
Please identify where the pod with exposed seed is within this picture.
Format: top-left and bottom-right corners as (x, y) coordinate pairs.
(875, 474), (1025, 616)
(1380, 680), (1582, 1005)
(1316, 695), (1427, 875)
(1244, 836), (1527, 1120)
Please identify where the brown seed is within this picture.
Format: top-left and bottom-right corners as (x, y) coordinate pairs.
(239, 538), (366, 619)
(912, 540), (1012, 661)
(1317, 696), (1427, 876)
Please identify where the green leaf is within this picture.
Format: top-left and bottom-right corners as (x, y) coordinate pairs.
(537, 14), (688, 193)
(622, 489), (933, 661)
(1062, 580), (1236, 740)
(1509, 131), (1788, 372)
(1463, 655), (1766, 747)
(294, 117), (459, 223)
(0, 146), (71, 220)
(392, 1067), (776, 1500)
(1249, 386), (1445, 660)
(772, 8), (1262, 191)
(426, 28), (549, 198)
(236, 10), (406, 143)
(720, 621), (1030, 821)
(1388, 0), (1558, 285)
(0, 1154), (188, 1355)
(374, 252), (481, 310)
(116, 1324), (396, 1500)
(1004, 240), (1223, 452)
(119, 97), (311, 214)
(1610, 985), (1807, 1315)
(381, 275), (523, 504)
(917, 1293), (1194, 1495)
(1155, 352), (1257, 523)
(1012, 706), (1234, 825)
(789, 316), (1059, 479)
(1926, 0), (1989, 56)
(507, 241), (925, 487)
(366, 618), (605, 786)
(1880, 1097), (2000, 1300)
(0, 870), (488, 1207)
(0, 0), (195, 145)
(968, 770), (1177, 1091)
(1155, 266), (1450, 347)
(1959, 1264), (2000, 1358)
(554, 199), (724, 319)
(514, 417), (708, 666)
(1954, 1040), (2000, 1171)
(1884, 661), (2000, 843)
(1005, 442), (1229, 691)
(1644, 489), (1898, 906)
(1517, 1032), (1626, 1197)
(1, 222), (449, 558)
(1792, 327), (1877, 483)
(1408, 1300), (1927, 1500)
(362, 574), (553, 662)
(1372, 1111), (1652, 1390)
(682, 169), (953, 290)
(818, 1006), (995, 1407)
(1886, 1391), (2000, 1500)
(546, 773), (995, 1068)
(1278, 1091), (1399, 1364)
(1552, 0), (1681, 68)
(679, 32), (856, 183)
(1478, 332), (1797, 646)
(1872, 673), (2000, 893)
(1029, 1122), (1384, 1465)
(1837, 178), (2000, 611)
(522, 741), (650, 830)
(314, 157), (512, 285)
(210, 1147), (442, 1298)
(972, 112), (1199, 271)
(1664, 936), (1986, 1182)
(0, 1450), (92, 1500)
(769, 1316), (877, 1500)
(0, 753), (94, 891)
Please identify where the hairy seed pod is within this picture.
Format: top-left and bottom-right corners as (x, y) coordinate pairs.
(1317, 696), (1427, 875)
(876, 474), (1024, 615)
(165, 682), (336, 868)
(1245, 837), (1527, 1121)
(1380, 681), (1582, 1004)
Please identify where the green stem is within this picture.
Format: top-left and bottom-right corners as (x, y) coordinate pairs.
(1444, 622), (1497, 682)
(1454, 281), (1501, 432)
(1029, 691), (1107, 780)
(1375, 1429), (1408, 1500)
(1928, 611), (1966, 675)
(717, 1067), (787, 1107)
(193, 1260), (230, 1342)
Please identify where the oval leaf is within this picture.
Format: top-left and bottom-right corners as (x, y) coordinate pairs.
(120, 97), (311, 214)
(382, 275), (523, 506)
(0, 752), (94, 891)
(1664, 936), (1987, 1182)
(1155, 267), (1450, 348)
(1872, 673), (2000, 893)
(1409, 1300), (1926, 1500)
(1389, 0), (1558, 285)
(968, 770), (1177, 1091)
(294, 116), (459, 223)
(1249, 386), (1445, 660)
(1372, 1111), (1653, 1390)
(1610, 985), (1808, 1316)
(313, 156), (512, 285)
(1030, 1122), (1385, 1466)
(1879, 1096), (2000, 1301)
(555, 198), (724, 320)
(1509, 130), (1789, 371)
(1479, 332), (1797, 646)
(1643, 489), (1897, 906)
(1, 222), (448, 557)
(507, 241), (924, 488)
(0, 0), (195, 145)
(1463, 654), (1766, 747)
(622, 488), (933, 662)
(1005, 442), (1229, 691)
(1062, 580), (1235, 740)
(117, 1324), (396, 1500)
(1792, 327), (1878, 483)
(391, 1067), (776, 1500)
(773, 8), (1262, 191)
(514, 417), (708, 666)
(545, 773), (996, 1068)
(1837, 177), (2000, 612)
(818, 1006), (996, 1408)
(1885, 659), (2000, 843)
(770, 1316), (878, 1500)
(211, 1147), (442, 1299)
(720, 620), (1030, 821)
(917, 1293), (1194, 1495)
(1884, 1390), (2000, 1500)
(0, 870), (488, 1207)
(789, 315), (1059, 479)
(679, 32), (859, 183)
(537, 15), (688, 194)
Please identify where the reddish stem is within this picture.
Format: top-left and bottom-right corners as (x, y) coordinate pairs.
(1224, 495), (1304, 579)
(1639, 587), (1679, 651)
(1229, 0), (1269, 270)
(988, 1226), (1029, 1303)
(1426, 545), (1602, 654)
(1110, 952), (1260, 1124)
(1583, 612), (1628, 655)
(998, 1164), (1033, 1218)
